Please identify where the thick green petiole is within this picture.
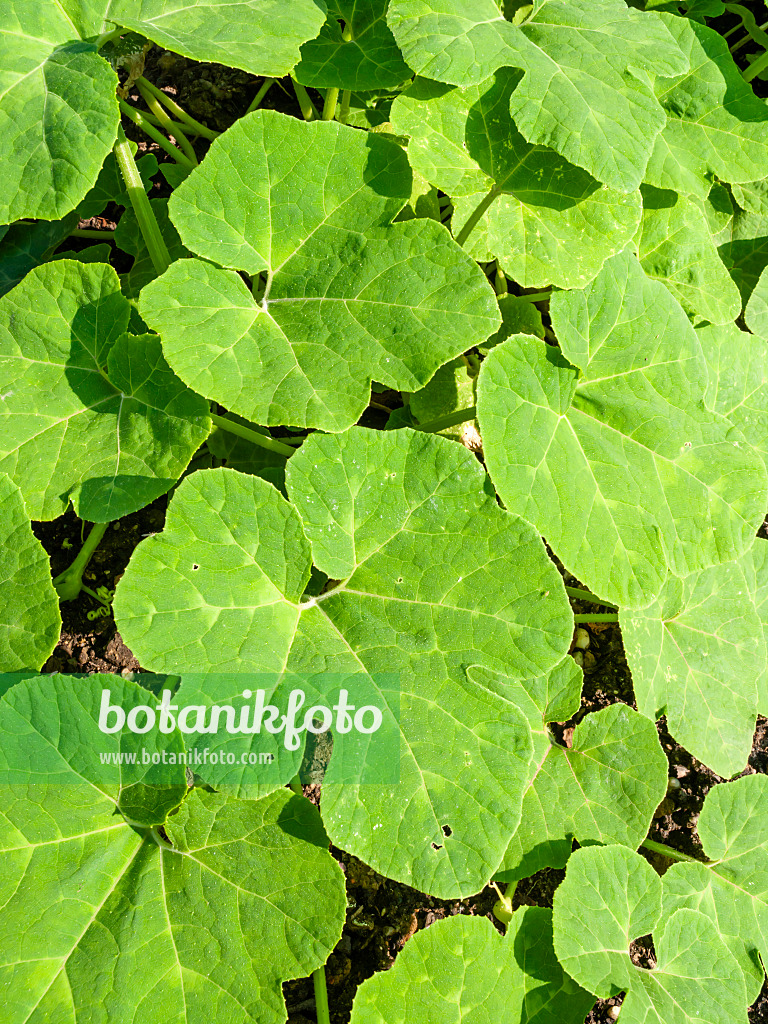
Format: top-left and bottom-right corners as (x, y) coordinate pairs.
(322, 88), (339, 121)
(289, 777), (332, 1024)
(416, 406), (477, 434)
(338, 89), (352, 124)
(118, 99), (195, 169)
(573, 613), (619, 623)
(744, 48), (768, 81)
(247, 77), (276, 114)
(137, 76), (219, 140)
(136, 82), (198, 165)
(641, 839), (704, 864)
(53, 522), (110, 602)
(113, 125), (172, 276)
(455, 186), (501, 247)
(209, 413), (296, 457)
(565, 586), (618, 609)
(292, 79), (317, 121)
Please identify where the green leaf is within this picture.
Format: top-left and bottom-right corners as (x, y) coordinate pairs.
(474, 660), (668, 883)
(350, 908), (594, 1024)
(78, 150), (158, 221)
(390, 73), (640, 289)
(0, 674), (345, 1024)
(0, 5), (120, 220)
(0, 213), (79, 298)
(620, 558), (765, 778)
(717, 203), (768, 309)
(637, 185), (740, 326)
(295, 0), (411, 90)
(699, 323), (768, 473)
(207, 414), (287, 492)
(114, 427), (574, 895)
(409, 357), (475, 439)
(114, 197), (190, 297)
(482, 293), (545, 351)
(476, 249), (768, 608)
(740, 536), (768, 716)
(661, 773), (768, 1004)
(140, 110), (499, 432)
(387, 0), (688, 191)
(553, 845), (747, 1024)
(0, 475), (60, 672)
(0, 260), (211, 521)
(107, 0), (328, 76)
(645, 16), (768, 200)
(746, 265), (768, 338)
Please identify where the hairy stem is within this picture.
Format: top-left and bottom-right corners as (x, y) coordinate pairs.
(455, 186), (501, 247)
(209, 413), (296, 457)
(53, 522), (110, 602)
(564, 586), (618, 609)
(416, 406), (477, 433)
(641, 839), (704, 864)
(322, 87), (339, 121)
(292, 79), (317, 121)
(137, 76), (218, 140)
(118, 99), (195, 168)
(573, 613), (619, 623)
(136, 83), (198, 165)
(247, 77), (276, 114)
(113, 125), (172, 275)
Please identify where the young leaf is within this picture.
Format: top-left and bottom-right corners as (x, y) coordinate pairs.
(107, 0), (328, 76)
(699, 323), (768, 472)
(553, 845), (747, 1024)
(472, 661), (667, 882)
(386, 0), (688, 191)
(389, 73), (640, 289)
(644, 16), (768, 200)
(476, 249), (768, 608)
(620, 558), (765, 778)
(140, 111), (500, 431)
(114, 428), (574, 895)
(0, 261), (211, 521)
(0, 6), (120, 221)
(295, 0), (411, 90)
(0, 475), (60, 672)
(661, 773), (768, 1003)
(350, 909), (595, 1024)
(0, 675), (345, 1024)
(637, 185), (740, 326)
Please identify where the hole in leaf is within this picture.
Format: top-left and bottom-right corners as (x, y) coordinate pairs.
(431, 842), (442, 851)
(191, 564), (199, 571)
(441, 824), (452, 837)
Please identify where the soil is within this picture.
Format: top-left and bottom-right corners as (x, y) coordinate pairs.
(34, 34), (768, 1024)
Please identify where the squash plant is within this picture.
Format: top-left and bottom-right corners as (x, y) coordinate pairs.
(2, 0), (768, 1021)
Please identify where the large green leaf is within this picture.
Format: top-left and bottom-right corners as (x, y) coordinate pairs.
(140, 110), (500, 432)
(107, 0), (328, 75)
(350, 909), (595, 1024)
(386, 0), (688, 191)
(475, 658), (668, 882)
(645, 16), (768, 200)
(620, 558), (764, 778)
(638, 185), (740, 326)
(661, 774), (768, 1004)
(741, 536), (768, 714)
(0, 3), (119, 221)
(0, 260), (211, 521)
(746, 265), (768, 338)
(0, 673), (345, 1024)
(553, 845), (747, 1024)
(699, 323), (768, 473)
(0, 212), (79, 298)
(114, 427), (574, 896)
(0, 475), (60, 671)
(390, 73), (640, 289)
(295, 0), (410, 90)
(476, 249), (768, 609)
(114, 197), (190, 298)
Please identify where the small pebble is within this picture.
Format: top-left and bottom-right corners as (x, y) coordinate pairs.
(608, 1006), (621, 1020)
(574, 627), (590, 650)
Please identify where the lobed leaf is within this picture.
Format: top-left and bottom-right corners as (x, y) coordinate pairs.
(476, 249), (768, 608)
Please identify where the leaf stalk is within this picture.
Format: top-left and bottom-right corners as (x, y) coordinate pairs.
(455, 187), (502, 247)
(113, 125), (172, 276)
(136, 77), (219, 140)
(415, 406), (477, 434)
(209, 413), (296, 458)
(564, 586), (618, 609)
(118, 99), (195, 169)
(53, 521), (110, 602)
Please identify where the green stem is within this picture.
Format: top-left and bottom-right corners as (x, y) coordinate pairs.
(209, 413), (296, 458)
(70, 228), (115, 239)
(338, 89), (352, 125)
(136, 83), (198, 165)
(455, 186), (501, 247)
(53, 522), (110, 602)
(322, 87), (339, 121)
(494, 264), (508, 296)
(288, 775), (332, 1024)
(743, 48), (768, 82)
(564, 586), (618, 609)
(96, 26), (124, 49)
(731, 19), (768, 52)
(137, 77), (218, 140)
(641, 839), (703, 864)
(118, 98), (195, 169)
(247, 77), (275, 114)
(519, 291), (551, 303)
(113, 125), (172, 276)
(573, 613), (619, 623)
(292, 79), (317, 121)
(725, 5), (768, 48)
(416, 406), (476, 433)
